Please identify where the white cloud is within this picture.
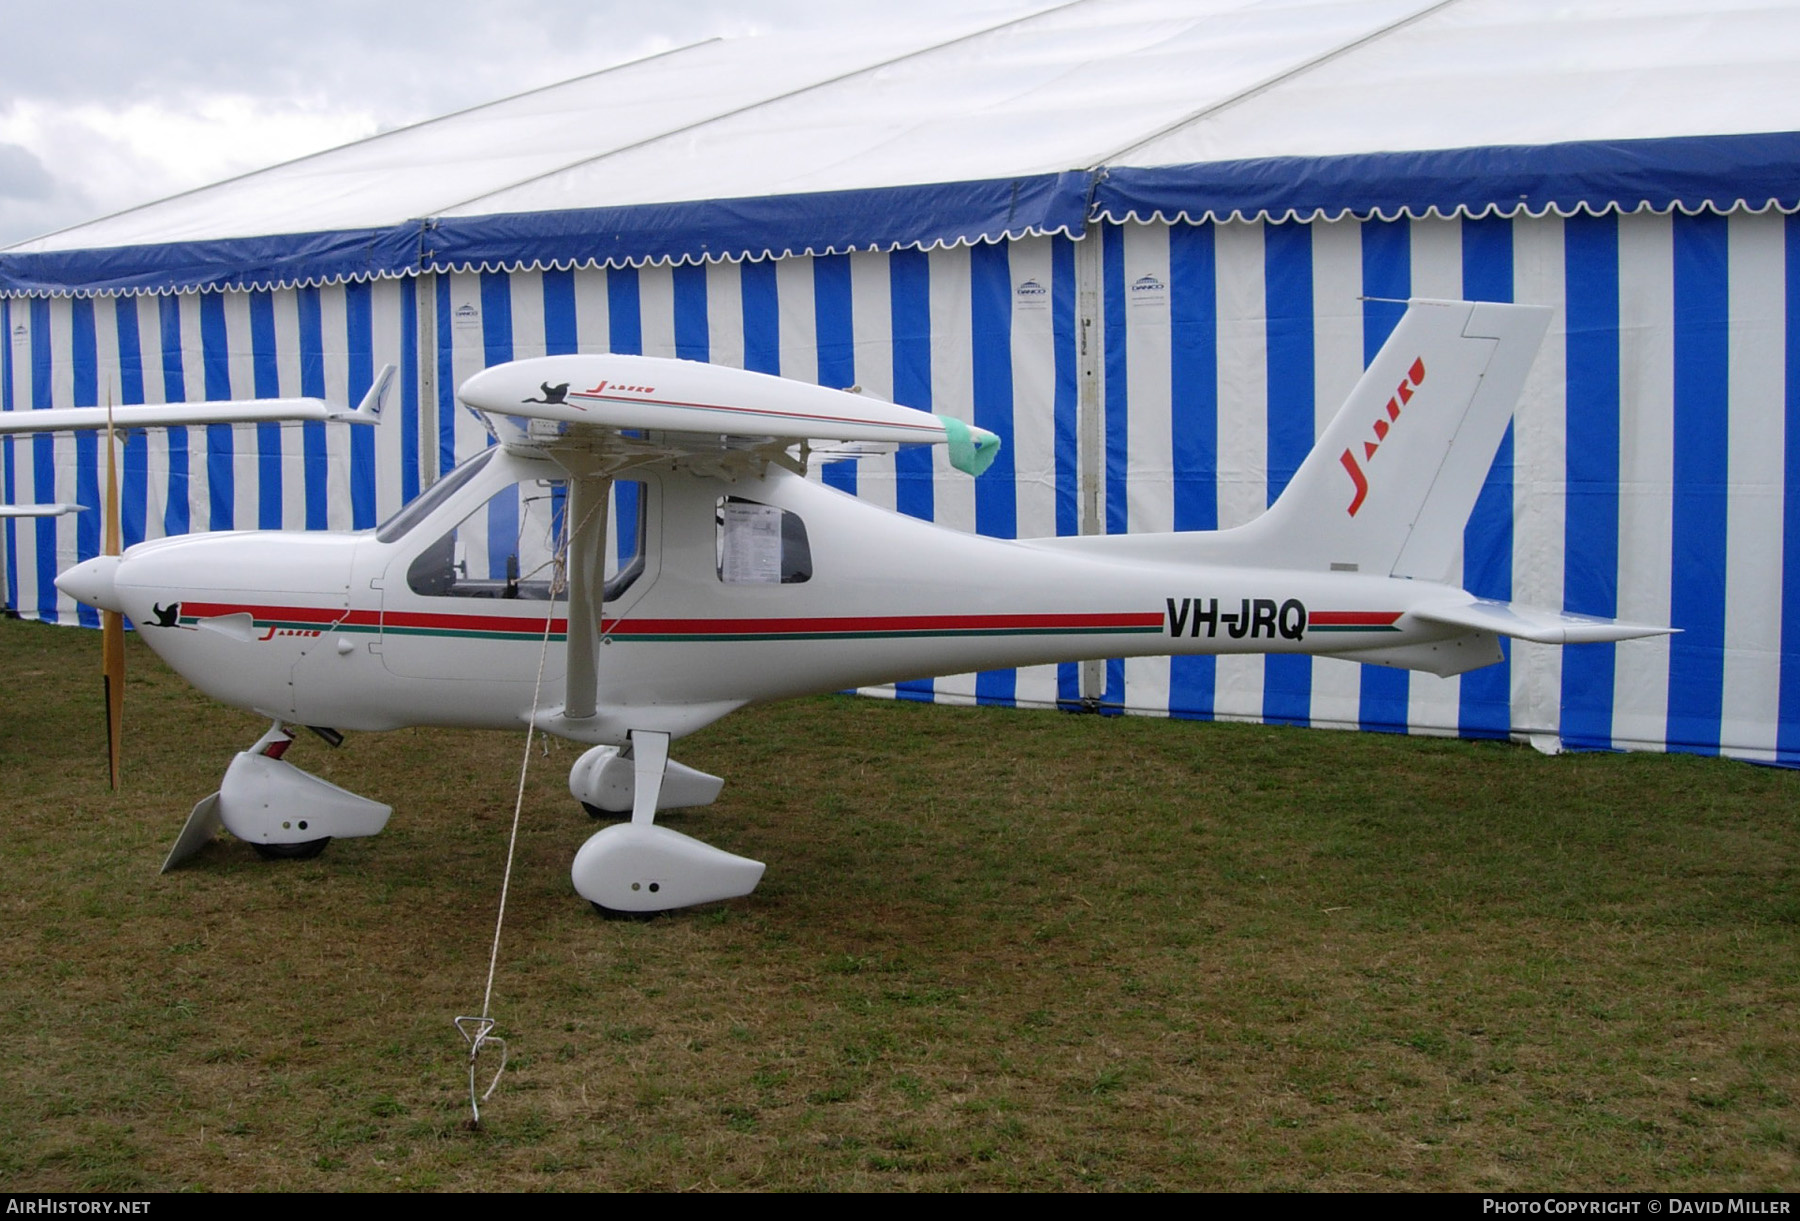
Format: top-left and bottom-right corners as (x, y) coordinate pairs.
(0, 0), (1047, 247)
(1, 96), (382, 241)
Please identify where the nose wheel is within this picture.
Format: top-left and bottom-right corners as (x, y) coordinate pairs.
(161, 722), (391, 871)
(252, 838), (332, 861)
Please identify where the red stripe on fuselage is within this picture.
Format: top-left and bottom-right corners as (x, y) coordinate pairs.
(174, 604), (1157, 637)
(178, 602), (563, 634)
(381, 609), (567, 633)
(1307, 610), (1402, 627)
(181, 601), (377, 627)
(600, 612), (1164, 636)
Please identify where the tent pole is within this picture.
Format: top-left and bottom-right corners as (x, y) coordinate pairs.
(1076, 229), (1105, 707)
(416, 271), (438, 488)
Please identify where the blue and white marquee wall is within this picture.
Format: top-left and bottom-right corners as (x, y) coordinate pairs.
(1094, 208), (1797, 764)
(6, 204), (1797, 762)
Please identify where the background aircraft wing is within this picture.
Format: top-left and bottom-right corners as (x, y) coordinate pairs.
(0, 364), (392, 435)
(0, 365), (391, 517)
(0, 502), (84, 518)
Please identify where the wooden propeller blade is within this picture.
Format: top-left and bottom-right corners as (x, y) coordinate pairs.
(102, 398), (123, 790)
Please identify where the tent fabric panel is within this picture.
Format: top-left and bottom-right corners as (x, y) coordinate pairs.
(424, 173), (1095, 285)
(1092, 132), (1800, 229)
(0, 228), (419, 298)
(1097, 210), (1796, 762)
(1128, 0), (1800, 168)
(17, 0), (1800, 270)
(7, 132), (1800, 298)
(0, 17), (1014, 254)
(434, 0), (1433, 219)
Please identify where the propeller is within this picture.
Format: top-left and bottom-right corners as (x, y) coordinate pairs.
(101, 398), (123, 789)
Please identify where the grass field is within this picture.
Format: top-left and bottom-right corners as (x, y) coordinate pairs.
(0, 617), (1795, 1191)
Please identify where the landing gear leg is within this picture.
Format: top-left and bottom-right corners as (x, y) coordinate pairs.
(569, 740), (725, 819)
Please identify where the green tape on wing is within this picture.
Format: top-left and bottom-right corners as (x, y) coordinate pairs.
(936, 414), (1001, 477)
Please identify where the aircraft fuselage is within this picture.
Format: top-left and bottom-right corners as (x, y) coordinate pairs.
(86, 446), (1486, 746)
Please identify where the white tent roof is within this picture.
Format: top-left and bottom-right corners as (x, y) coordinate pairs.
(7, 0), (1800, 292)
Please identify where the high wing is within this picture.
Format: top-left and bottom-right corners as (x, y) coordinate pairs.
(457, 352), (999, 739)
(457, 354), (998, 477)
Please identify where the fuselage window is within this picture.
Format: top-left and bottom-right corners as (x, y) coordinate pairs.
(605, 480), (648, 601)
(716, 496), (811, 584)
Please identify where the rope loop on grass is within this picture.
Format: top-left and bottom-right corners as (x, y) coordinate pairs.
(453, 1015), (507, 1124)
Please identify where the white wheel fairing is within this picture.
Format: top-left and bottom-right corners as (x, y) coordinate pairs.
(570, 822), (765, 913)
(216, 751), (392, 845)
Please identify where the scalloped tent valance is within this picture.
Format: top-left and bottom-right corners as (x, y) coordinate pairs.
(3, 133), (1796, 298)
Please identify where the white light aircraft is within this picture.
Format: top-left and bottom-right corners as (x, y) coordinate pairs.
(54, 300), (1668, 915)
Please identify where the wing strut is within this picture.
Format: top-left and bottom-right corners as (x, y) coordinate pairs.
(561, 475), (610, 723)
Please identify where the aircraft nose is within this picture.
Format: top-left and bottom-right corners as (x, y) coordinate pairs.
(56, 554), (122, 612)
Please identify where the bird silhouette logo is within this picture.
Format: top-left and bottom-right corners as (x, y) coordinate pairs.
(522, 382), (570, 405)
(150, 601), (182, 628)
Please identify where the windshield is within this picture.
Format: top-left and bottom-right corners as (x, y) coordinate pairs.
(375, 448), (497, 543)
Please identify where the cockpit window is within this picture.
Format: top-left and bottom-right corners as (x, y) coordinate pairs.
(406, 474), (649, 602)
(376, 448), (496, 543)
(716, 497), (811, 584)
(407, 474), (561, 600)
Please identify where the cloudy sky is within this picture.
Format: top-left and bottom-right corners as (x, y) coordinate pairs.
(0, 0), (1046, 248)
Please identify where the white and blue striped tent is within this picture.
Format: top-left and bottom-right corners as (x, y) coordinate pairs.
(5, 0), (1800, 760)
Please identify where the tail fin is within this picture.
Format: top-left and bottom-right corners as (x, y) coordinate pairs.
(1242, 299), (1550, 581)
(331, 363), (394, 424)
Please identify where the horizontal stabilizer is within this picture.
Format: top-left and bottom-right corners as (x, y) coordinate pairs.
(1415, 599), (1675, 645)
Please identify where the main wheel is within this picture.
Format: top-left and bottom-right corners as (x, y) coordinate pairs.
(591, 902), (660, 922)
(253, 838), (331, 861)
(582, 802), (629, 820)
